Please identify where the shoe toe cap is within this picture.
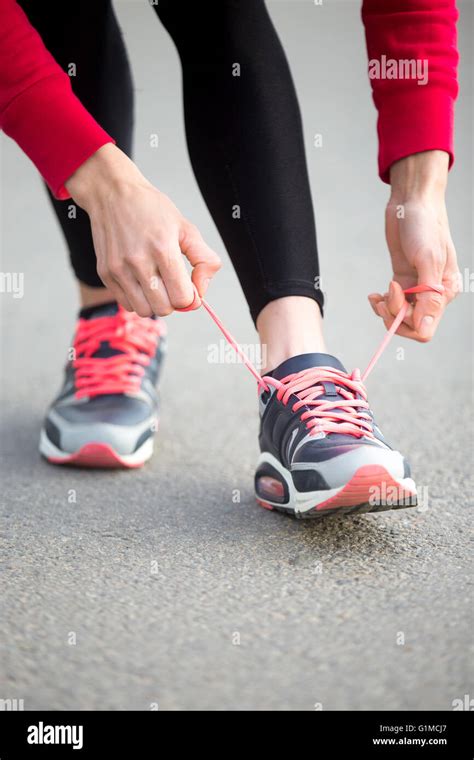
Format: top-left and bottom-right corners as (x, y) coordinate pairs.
(45, 395), (156, 456)
(293, 441), (407, 490)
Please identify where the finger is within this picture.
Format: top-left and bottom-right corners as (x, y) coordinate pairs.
(96, 262), (133, 312)
(387, 280), (415, 327)
(108, 282), (134, 312)
(369, 287), (415, 330)
(376, 300), (394, 327)
(153, 239), (196, 310)
(376, 301), (422, 341)
(127, 250), (181, 314)
(443, 240), (461, 303)
(386, 280), (405, 316)
(412, 256), (446, 340)
(140, 270), (174, 317)
(110, 266), (154, 318)
(180, 223), (221, 297)
(368, 292), (384, 317)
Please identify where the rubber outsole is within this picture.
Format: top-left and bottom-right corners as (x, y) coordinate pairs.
(45, 442), (146, 469)
(39, 430), (153, 469)
(256, 463), (418, 520)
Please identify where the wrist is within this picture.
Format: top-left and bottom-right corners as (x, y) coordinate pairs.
(389, 150), (449, 203)
(65, 144), (146, 210)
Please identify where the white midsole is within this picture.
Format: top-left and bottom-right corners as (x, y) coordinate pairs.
(255, 451), (417, 515)
(39, 429), (154, 465)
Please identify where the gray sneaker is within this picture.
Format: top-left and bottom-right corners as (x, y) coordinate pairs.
(39, 302), (166, 468)
(255, 353), (417, 518)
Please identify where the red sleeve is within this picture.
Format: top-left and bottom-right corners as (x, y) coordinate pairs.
(0, 0), (114, 199)
(361, 0), (459, 183)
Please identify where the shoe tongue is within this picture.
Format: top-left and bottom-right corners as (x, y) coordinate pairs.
(79, 301), (119, 320)
(78, 301), (123, 359)
(268, 353), (347, 381)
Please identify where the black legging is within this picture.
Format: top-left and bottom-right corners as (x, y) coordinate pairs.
(19, 0), (323, 323)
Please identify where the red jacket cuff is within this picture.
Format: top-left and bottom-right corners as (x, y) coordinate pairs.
(377, 87), (455, 184)
(2, 72), (114, 199)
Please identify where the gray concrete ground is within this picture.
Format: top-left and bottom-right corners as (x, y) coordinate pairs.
(0, 1), (472, 710)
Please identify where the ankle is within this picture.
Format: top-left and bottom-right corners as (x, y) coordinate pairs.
(78, 282), (116, 309)
(257, 296), (327, 374)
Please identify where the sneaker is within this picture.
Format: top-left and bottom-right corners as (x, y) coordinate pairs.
(255, 353), (417, 518)
(39, 302), (166, 468)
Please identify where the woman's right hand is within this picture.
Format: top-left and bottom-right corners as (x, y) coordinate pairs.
(65, 144), (221, 316)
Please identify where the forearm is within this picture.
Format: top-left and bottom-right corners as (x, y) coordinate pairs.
(389, 150), (449, 202)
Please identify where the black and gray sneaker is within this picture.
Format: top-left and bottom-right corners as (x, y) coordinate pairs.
(255, 353), (417, 518)
(39, 302), (166, 468)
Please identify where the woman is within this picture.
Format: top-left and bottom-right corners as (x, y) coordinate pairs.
(0, 0), (459, 517)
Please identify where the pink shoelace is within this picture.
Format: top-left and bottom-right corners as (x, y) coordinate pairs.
(180, 284), (444, 440)
(73, 309), (165, 399)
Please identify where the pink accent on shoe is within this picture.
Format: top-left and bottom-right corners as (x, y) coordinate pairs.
(256, 499), (275, 511)
(73, 307), (166, 399)
(46, 442), (146, 469)
(314, 464), (416, 513)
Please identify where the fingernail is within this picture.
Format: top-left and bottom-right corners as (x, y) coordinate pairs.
(420, 315), (434, 336)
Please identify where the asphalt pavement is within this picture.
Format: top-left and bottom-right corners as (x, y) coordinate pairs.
(0, 1), (472, 710)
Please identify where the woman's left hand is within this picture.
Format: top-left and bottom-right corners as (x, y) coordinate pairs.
(368, 150), (460, 342)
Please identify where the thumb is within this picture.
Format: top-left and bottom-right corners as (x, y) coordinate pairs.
(412, 255), (446, 341)
(180, 223), (221, 298)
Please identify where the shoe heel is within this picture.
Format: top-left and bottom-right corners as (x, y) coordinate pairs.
(255, 456), (291, 510)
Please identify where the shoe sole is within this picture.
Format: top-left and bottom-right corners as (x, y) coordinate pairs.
(255, 452), (417, 519)
(39, 429), (154, 469)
